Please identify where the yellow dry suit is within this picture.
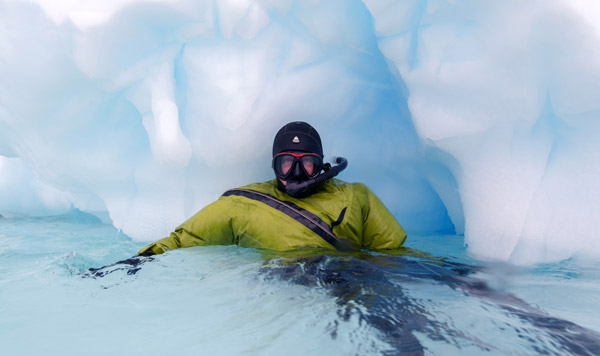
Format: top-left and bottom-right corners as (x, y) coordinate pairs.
(138, 179), (407, 255)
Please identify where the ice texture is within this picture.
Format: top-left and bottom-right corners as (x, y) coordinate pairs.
(1, 0), (599, 265)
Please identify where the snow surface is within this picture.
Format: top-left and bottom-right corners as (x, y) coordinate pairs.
(1, 0), (599, 265)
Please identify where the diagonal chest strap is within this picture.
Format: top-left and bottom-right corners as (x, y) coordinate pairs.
(222, 188), (355, 251)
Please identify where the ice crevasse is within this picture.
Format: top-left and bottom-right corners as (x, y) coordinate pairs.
(1, 0), (599, 265)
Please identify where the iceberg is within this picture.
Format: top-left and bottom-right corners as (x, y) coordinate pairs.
(1, 0), (599, 265)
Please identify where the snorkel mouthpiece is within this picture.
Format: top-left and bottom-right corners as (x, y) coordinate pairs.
(285, 157), (348, 198)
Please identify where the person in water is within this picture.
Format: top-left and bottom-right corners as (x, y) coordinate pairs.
(138, 121), (406, 256)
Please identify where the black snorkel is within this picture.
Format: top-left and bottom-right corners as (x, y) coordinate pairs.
(285, 157), (348, 198)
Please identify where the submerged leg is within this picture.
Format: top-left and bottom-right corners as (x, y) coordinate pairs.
(260, 255), (463, 355)
(261, 254), (600, 355)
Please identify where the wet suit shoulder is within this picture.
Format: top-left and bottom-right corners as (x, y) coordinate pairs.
(138, 179), (407, 255)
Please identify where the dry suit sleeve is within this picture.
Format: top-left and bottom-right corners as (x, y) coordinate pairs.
(358, 184), (407, 250)
(137, 198), (236, 255)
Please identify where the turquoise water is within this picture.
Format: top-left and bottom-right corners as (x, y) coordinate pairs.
(1, 212), (599, 355)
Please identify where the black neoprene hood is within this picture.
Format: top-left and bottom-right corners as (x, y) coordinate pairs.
(272, 121), (323, 157)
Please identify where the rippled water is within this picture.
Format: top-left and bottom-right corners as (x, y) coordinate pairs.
(1, 212), (599, 355)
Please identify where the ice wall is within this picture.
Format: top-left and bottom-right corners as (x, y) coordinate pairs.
(1, 0), (599, 264)
(364, 0), (600, 263)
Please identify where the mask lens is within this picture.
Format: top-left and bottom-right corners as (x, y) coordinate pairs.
(279, 155), (294, 175)
(301, 155), (322, 177)
(274, 154), (293, 177)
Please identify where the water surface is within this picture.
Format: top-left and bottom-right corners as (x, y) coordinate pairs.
(1, 213), (599, 355)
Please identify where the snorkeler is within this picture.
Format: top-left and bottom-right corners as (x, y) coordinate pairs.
(137, 121), (407, 256)
(89, 123), (600, 355)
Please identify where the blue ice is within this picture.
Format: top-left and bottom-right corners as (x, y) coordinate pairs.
(1, 0), (600, 266)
